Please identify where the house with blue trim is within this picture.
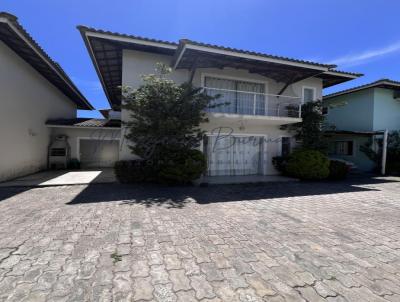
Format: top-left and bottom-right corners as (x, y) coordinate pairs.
(323, 79), (400, 172)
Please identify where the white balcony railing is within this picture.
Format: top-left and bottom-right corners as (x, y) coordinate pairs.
(203, 87), (302, 118)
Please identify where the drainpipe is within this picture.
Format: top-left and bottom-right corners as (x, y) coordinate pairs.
(381, 129), (388, 175)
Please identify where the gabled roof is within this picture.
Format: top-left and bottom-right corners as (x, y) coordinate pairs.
(317, 70), (363, 88)
(78, 26), (361, 108)
(0, 12), (93, 110)
(324, 79), (400, 100)
(172, 38), (335, 70)
(46, 118), (120, 128)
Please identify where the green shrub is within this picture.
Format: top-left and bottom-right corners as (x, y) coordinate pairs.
(114, 148), (207, 185)
(328, 160), (349, 180)
(68, 158), (81, 170)
(157, 148), (207, 185)
(387, 153), (400, 175)
(286, 149), (329, 180)
(114, 160), (155, 183)
(272, 156), (289, 174)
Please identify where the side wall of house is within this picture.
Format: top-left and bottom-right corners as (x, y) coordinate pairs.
(0, 41), (77, 181)
(327, 135), (375, 172)
(121, 49), (323, 175)
(373, 88), (400, 131)
(323, 89), (375, 131)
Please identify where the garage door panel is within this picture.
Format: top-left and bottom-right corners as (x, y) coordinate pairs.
(80, 139), (119, 168)
(206, 135), (265, 176)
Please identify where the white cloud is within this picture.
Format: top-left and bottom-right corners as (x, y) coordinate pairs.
(328, 41), (400, 67)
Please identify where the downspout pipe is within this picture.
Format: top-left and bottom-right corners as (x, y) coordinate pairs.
(381, 129), (388, 175)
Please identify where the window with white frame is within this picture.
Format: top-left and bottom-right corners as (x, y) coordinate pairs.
(281, 137), (292, 156)
(204, 76), (266, 115)
(334, 141), (354, 156)
(303, 87), (316, 102)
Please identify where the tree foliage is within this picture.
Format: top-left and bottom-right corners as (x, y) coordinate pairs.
(122, 63), (218, 159)
(361, 130), (400, 174)
(282, 100), (328, 153)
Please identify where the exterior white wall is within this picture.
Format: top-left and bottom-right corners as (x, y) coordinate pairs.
(121, 49), (323, 174)
(50, 127), (121, 160)
(0, 41), (77, 181)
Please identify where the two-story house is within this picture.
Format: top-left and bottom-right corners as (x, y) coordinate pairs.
(323, 79), (400, 171)
(78, 26), (359, 178)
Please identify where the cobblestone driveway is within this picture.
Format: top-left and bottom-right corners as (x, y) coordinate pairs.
(1, 177), (400, 301)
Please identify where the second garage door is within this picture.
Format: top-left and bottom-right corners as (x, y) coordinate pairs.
(79, 139), (119, 168)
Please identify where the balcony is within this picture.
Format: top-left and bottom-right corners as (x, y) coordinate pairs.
(203, 87), (302, 125)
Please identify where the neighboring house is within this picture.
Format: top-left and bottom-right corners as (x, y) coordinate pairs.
(323, 79), (400, 171)
(0, 12), (119, 182)
(79, 26), (360, 177)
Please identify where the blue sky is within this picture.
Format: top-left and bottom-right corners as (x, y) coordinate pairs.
(2, 0), (400, 117)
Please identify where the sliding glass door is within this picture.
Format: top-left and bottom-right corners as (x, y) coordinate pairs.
(204, 76), (266, 115)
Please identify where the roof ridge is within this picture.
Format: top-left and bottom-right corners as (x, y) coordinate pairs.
(78, 26), (342, 69)
(77, 25), (178, 46)
(0, 12), (18, 21)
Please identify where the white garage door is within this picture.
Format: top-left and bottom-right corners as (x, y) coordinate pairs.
(205, 135), (266, 176)
(79, 139), (119, 168)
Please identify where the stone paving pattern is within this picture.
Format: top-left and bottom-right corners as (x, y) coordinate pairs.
(0, 177), (400, 301)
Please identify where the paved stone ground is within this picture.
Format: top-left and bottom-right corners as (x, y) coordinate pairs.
(0, 177), (400, 301)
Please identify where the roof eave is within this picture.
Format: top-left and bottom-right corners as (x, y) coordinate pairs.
(0, 13), (94, 110)
(324, 79), (400, 100)
(173, 39), (335, 71)
(78, 26), (114, 109)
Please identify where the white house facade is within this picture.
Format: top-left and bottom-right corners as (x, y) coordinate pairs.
(79, 26), (360, 177)
(78, 27), (361, 178)
(0, 13), (361, 182)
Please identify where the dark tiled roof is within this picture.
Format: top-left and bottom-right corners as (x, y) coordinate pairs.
(324, 79), (400, 99)
(78, 26), (361, 105)
(325, 69), (363, 77)
(179, 39), (336, 69)
(46, 118), (120, 128)
(78, 25), (336, 68)
(0, 12), (93, 110)
(77, 25), (178, 47)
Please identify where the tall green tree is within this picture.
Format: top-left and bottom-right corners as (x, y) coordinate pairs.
(282, 100), (328, 153)
(122, 63), (218, 159)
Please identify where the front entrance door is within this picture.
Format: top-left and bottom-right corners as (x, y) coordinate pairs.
(205, 135), (266, 176)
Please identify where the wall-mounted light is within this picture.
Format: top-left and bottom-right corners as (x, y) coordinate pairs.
(28, 128), (37, 137)
(239, 120), (245, 131)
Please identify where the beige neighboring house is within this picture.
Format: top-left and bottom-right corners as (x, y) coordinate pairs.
(0, 12), (120, 182)
(79, 26), (361, 178)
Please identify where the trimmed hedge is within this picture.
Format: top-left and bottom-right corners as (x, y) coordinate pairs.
(285, 149), (329, 180)
(114, 160), (156, 183)
(329, 160), (349, 180)
(272, 156), (289, 174)
(114, 148), (207, 185)
(157, 149), (206, 185)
